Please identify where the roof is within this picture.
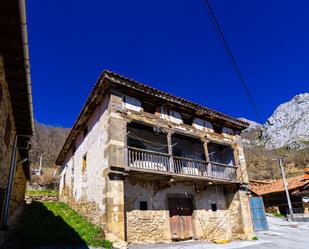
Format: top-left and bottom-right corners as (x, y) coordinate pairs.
(56, 70), (249, 165)
(104, 70), (249, 128)
(0, 0), (34, 179)
(250, 175), (309, 196)
(0, 0), (34, 137)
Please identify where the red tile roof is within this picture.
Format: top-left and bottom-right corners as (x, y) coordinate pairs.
(250, 175), (309, 196)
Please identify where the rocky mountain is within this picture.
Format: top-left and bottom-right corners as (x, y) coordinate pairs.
(239, 118), (261, 131)
(241, 93), (309, 180)
(261, 93), (309, 150)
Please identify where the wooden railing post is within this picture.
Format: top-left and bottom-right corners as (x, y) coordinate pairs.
(167, 132), (174, 173)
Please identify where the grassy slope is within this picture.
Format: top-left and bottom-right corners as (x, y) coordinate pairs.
(25, 189), (58, 197)
(242, 127), (309, 180)
(18, 201), (112, 248)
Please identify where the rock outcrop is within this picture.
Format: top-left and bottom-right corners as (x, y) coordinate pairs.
(261, 93), (309, 150)
(239, 118), (261, 131)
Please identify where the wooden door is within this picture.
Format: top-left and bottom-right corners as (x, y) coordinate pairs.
(168, 198), (194, 241)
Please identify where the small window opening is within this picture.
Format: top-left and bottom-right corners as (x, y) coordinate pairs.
(211, 202), (217, 212)
(4, 115), (11, 147)
(83, 126), (88, 138)
(63, 172), (66, 187)
(142, 102), (156, 114)
(182, 115), (193, 126)
(140, 201), (148, 210)
(82, 154), (87, 173)
(213, 124), (222, 134)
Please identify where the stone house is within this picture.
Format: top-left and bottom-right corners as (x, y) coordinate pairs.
(56, 70), (254, 245)
(0, 0), (34, 229)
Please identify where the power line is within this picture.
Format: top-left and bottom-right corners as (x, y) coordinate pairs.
(201, 0), (279, 154)
(202, 1), (294, 218)
(202, 0), (263, 123)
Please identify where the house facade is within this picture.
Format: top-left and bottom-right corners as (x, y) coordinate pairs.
(0, 0), (34, 229)
(56, 70), (254, 245)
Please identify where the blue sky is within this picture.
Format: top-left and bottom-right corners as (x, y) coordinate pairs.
(27, 0), (308, 127)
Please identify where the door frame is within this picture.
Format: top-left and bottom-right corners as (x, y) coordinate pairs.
(166, 193), (195, 241)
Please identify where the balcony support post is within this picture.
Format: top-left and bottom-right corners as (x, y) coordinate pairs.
(167, 132), (174, 173)
(232, 144), (242, 182)
(202, 139), (211, 177)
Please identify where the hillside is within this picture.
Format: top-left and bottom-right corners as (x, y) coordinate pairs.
(30, 122), (70, 170)
(243, 128), (309, 180)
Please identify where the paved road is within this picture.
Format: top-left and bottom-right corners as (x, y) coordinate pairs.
(129, 216), (309, 249)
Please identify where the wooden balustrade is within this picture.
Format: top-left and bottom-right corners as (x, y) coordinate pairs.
(126, 146), (237, 181)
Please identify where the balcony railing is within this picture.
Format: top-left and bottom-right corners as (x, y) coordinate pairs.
(126, 146), (237, 181)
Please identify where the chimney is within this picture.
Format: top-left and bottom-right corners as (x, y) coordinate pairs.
(304, 168), (309, 180)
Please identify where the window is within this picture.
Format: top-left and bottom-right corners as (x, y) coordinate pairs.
(213, 124), (222, 134)
(83, 126), (88, 138)
(211, 202), (217, 212)
(140, 201), (148, 210)
(182, 114), (193, 126)
(4, 115), (11, 147)
(142, 101), (156, 114)
(63, 172), (66, 187)
(208, 142), (235, 166)
(82, 154), (87, 173)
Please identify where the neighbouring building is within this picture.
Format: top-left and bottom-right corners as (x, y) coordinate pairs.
(56, 70), (254, 245)
(0, 0), (34, 229)
(250, 168), (309, 216)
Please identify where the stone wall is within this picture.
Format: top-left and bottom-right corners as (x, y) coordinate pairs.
(9, 163), (27, 218)
(125, 177), (253, 244)
(0, 55), (28, 223)
(0, 55), (16, 191)
(126, 210), (170, 243)
(59, 95), (110, 229)
(60, 186), (106, 230)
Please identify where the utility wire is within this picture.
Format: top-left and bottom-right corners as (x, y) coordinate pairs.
(202, 0), (263, 123)
(128, 132), (177, 150)
(202, 0), (280, 155)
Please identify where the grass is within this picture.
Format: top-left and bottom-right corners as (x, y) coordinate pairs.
(252, 236), (259, 240)
(271, 212), (285, 218)
(26, 189), (58, 197)
(18, 201), (112, 248)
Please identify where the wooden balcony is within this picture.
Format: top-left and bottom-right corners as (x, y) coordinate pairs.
(126, 146), (238, 182)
